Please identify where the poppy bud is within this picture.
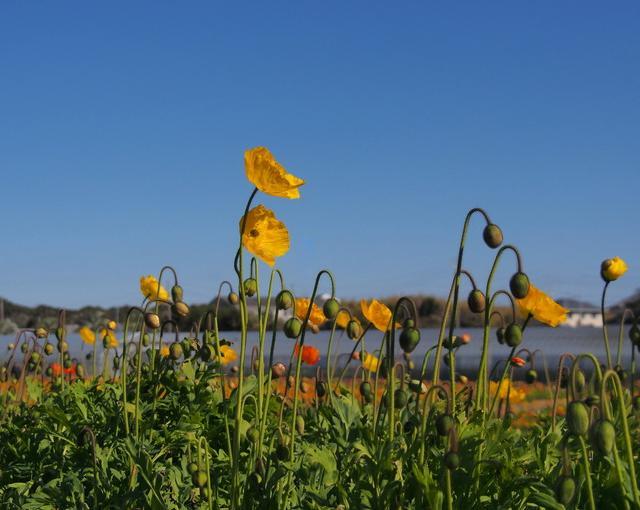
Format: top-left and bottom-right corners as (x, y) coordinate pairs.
(399, 327), (420, 353)
(347, 320), (361, 340)
(496, 327), (505, 345)
(404, 318), (415, 329)
(284, 318), (302, 339)
(525, 369), (537, 384)
(360, 381), (372, 397)
(169, 342), (183, 360)
(444, 451), (460, 470)
(630, 325), (640, 346)
(322, 298), (340, 320)
(107, 320), (117, 331)
(276, 290), (294, 310)
(394, 389), (408, 408)
(590, 419), (615, 455)
(243, 278), (257, 297)
(173, 301), (190, 318)
(76, 364), (85, 378)
(296, 415), (305, 435)
(601, 257), (627, 282)
(55, 327), (66, 342)
(436, 414), (454, 436)
(30, 352), (41, 363)
(144, 312), (161, 330)
(316, 380), (327, 398)
(35, 327), (48, 339)
(171, 284), (184, 303)
(246, 426), (259, 443)
(142, 333), (150, 347)
(228, 292), (239, 305)
(510, 356), (526, 367)
(574, 370), (586, 392)
(555, 476), (575, 506)
(509, 272), (530, 299)
(44, 343), (54, 355)
(58, 340), (69, 353)
(566, 401), (589, 436)
(192, 470), (208, 488)
(458, 374), (469, 385)
(482, 223), (503, 249)
(504, 323), (522, 348)
(467, 290), (486, 314)
(271, 362), (286, 378)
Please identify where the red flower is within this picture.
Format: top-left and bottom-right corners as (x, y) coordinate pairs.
(510, 356), (526, 367)
(294, 343), (321, 366)
(50, 362), (77, 377)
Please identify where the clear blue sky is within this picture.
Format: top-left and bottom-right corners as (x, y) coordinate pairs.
(1, 2), (638, 309)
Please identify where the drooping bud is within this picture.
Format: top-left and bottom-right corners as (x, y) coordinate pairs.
(243, 278), (257, 297)
(444, 451), (460, 470)
(171, 284), (184, 303)
(555, 476), (576, 506)
(276, 290), (294, 311)
(482, 223), (503, 249)
(346, 320), (361, 340)
(590, 419), (615, 455)
(322, 298), (340, 320)
(509, 272), (530, 299)
(296, 415), (305, 435)
(76, 364), (85, 378)
(394, 389), (408, 408)
(169, 342), (183, 360)
(566, 401), (589, 436)
(467, 290), (486, 314)
(504, 323), (522, 348)
(316, 380), (327, 398)
(525, 369), (538, 384)
(436, 414), (454, 437)
(496, 327), (505, 345)
(399, 327), (420, 353)
(144, 312), (161, 330)
(44, 343), (54, 356)
(35, 327), (48, 339)
(283, 317), (302, 339)
(228, 292), (239, 305)
(173, 301), (190, 318)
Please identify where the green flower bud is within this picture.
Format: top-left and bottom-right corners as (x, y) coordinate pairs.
(55, 326), (66, 342)
(144, 312), (161, 330)
(187, 462), (199, 474)
(44, 343), (54, 356)
(169, 342), (183, 360)
(496, 327), (505, 345)
(360, 381), (372, 397)
(404, 318), (415, 329)
(35, 327), (48, 339)
(482, 223), (503, 249)
(171, 284), (184, 303)
(555, 476), (575, 506)
(296, 415), (305, 435)
(284, 317), (302, 339)
(200, 344), (214, 362)
(243, 278), (257, 297)
(590, 419), (615, 455)
(63, 359), (72, 369)
(30, 352), (41, 363)
(436, 414), (454, 437)
(525, 369), (537, 384)
(467, 289), (486, 314)
(574, 370), (586, 393)
(142, 333), (150, 347)
(57, 340), (69, 353)
(394, 389), (408, 409)
(316, 380), (327, 398)
(246, 426), (260, 443)
(504, 323), (522, 348)
(228, 292), (239, 305)
(399, 327), (420, 353)
(76, 364), (85, 378)
(566, 400), (589, 436)
(322, 298), (340, 320)
(276, 290), (294, 310)
(347, 320), (361, 340)
(444, 451), (460, 470)
(630, 325), (640, 346)
(509, 272), (530, 299)
(192, 470), (208, 488)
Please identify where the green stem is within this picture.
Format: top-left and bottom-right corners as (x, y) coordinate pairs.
(578, 436), (596, 510)
(601, 281), (613, 369)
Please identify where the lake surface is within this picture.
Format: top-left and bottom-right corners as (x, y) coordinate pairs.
(2, 325), (636, 378)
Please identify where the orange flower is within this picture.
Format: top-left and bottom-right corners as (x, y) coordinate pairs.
(294, 343), (320, 366)
(360, 299), (395, 332)
(294, 298), (326, 327)
(511, 356), (526, 367)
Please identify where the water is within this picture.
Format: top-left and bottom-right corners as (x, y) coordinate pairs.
(2, 326), (635, 377)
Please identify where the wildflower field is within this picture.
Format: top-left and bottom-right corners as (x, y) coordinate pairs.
(1, 147), (639, 509)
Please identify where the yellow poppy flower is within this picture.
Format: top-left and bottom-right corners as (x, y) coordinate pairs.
(219, 345), (238, 366)
(240, 205), (290, 266)
(101, 329), (119, 349)
(362, 352), (379, 373)
(601, 256), (628, 282)
(295, 298), (326, 327)
(516, 283), (569, 327)
(139, 275), (170, 301)
(360, 299), (395, 332)
(245, 147), (304, 199)
(490, 380), (525, 404)
(160, 344), (170, 358)
(78, 326), (96, 345)
(335, 309), (357, 329)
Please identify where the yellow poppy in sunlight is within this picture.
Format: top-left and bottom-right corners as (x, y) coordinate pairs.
(79, 326), (96, 345)
(295, 298), (326, 327)
(490, 380), (525, 404)
(362, 352), (379, 373)
(140, 275), (170, 301)
(240, 205), (290, 266)
(245, 147), (304, 199)
(516, 283), (569, 327)
(360, 299), (395, 332)
(219, 345), (238, 366)
(160, 344), (170, 358)
(601, 256), (628, 282)
(101, 328), (119, 349)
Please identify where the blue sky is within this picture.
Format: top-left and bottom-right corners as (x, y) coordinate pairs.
(1, 2), (638, 309)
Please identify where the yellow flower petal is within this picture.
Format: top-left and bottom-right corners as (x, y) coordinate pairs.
(602, 256), (628, 281)
(240, 205), (290, 266)
(335, 309), (357, 329)
(140, 275), (170, 301)
(362, 352), (379, 373)
(219, 345), (238, 366)
(245, 147), (304, 199)
(294, 298), (326, 327)
(516, 283), (569, 327)
(160, 344), (170, 358)
(79, 326), (96, 345)
(360, 299), (395, 332)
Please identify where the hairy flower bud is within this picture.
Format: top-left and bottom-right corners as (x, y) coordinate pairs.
(509, 272), (530, 299)
(322, 298), (340, 320)
(482, 223), (503, 249)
